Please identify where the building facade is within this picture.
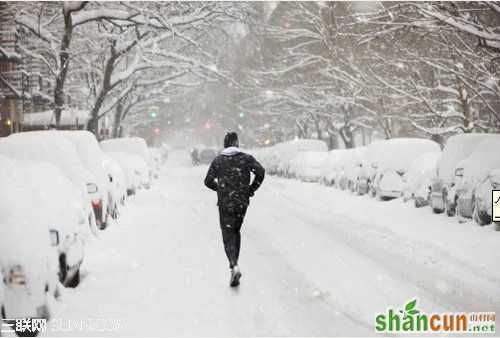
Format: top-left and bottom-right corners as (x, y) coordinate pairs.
(0, 1), (55, 137)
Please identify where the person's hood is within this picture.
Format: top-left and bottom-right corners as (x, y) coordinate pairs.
(221, 147), (241, 156)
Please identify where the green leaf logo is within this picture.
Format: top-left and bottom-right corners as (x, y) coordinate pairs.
(400, 299), (420, 319)
(405, 299), (417, 312)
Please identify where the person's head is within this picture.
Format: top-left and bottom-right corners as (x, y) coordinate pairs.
(223, 132), (239, 148)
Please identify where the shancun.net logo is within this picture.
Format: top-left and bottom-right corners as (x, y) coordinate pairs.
(375, 299), (496, 333)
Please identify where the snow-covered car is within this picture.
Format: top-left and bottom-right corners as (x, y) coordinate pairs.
(0, 131), (98, 236)
(430, 133), (498, 214)
(102, 154), (127, 219)
(0, 156), (60, 324)
(473, 169), (500, 229)
(289, 151), (328, 182)
(22, 160), (87, 287)
(58, 131), (110, 230)
(337, 147), (367, 194)
(104, 152), (149, 194)
(452, 137), (500, 225)
(275, 139), (328, 177)
(402, 152), (441, 207)
(101, 137), (152, 169)
(367, 138), (441, 200)
(320, 149), (347, 186)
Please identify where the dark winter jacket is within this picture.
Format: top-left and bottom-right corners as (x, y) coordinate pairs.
(204, 147), (265, 211)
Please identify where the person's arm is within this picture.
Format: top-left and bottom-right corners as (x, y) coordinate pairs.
(204, 158), (219, 191)
(248, 156), (265, 196)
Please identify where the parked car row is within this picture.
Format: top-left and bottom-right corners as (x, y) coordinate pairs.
(429, 134), (500, 227)
(0, 131), (164, 336)
(252, 135), (500, 231)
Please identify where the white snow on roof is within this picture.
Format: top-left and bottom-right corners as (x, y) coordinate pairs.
(23, 109), (90, 127)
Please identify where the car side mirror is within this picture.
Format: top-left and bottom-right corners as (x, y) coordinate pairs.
(86, 183), (98, 194)
(49, 229), (60, 246)
(108, 174), (113, 183)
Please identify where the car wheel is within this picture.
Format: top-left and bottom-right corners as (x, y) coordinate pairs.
(432, 207), (443, 213)
(431, 194), (444, 213)
(58, 254), (67, 285)
(100, 214), (109, 230)
(113, 204), (119, 219)
(445, 195), (456, 217)
(65, 268), (80, 288)
(369, 186), (376, 198)
(473, 203), (491, 226)
(414, 198), (425, 208)
(1, 304), (5, 319)
(495, 222), (500, 231)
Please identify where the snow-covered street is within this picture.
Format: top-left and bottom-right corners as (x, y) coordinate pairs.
(46, 151), (500, 336)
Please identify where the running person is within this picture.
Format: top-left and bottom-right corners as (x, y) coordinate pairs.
(204, 132), (265, 287)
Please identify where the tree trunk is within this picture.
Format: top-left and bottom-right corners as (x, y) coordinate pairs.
(457, 80), (472, 133)
(327, 131), (338, 150)
(113, 99), (123, 138)
(87, 47), (118, 136)
(314, 116), (322, 140)
(339, 126), (354, 148)
(54, 9), (74, 127)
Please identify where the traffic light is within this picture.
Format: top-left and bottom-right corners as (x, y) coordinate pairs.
(153, 127), (161, 135)
(150, 112), (157, 118)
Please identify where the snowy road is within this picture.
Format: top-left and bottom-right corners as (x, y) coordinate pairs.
(47, 151), (500, 336)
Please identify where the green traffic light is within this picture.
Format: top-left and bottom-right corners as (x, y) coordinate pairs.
(150, 112), (157, 118)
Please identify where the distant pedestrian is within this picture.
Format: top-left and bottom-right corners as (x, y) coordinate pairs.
(191, 147), (199, 165)
(204, 132), (265, 287)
